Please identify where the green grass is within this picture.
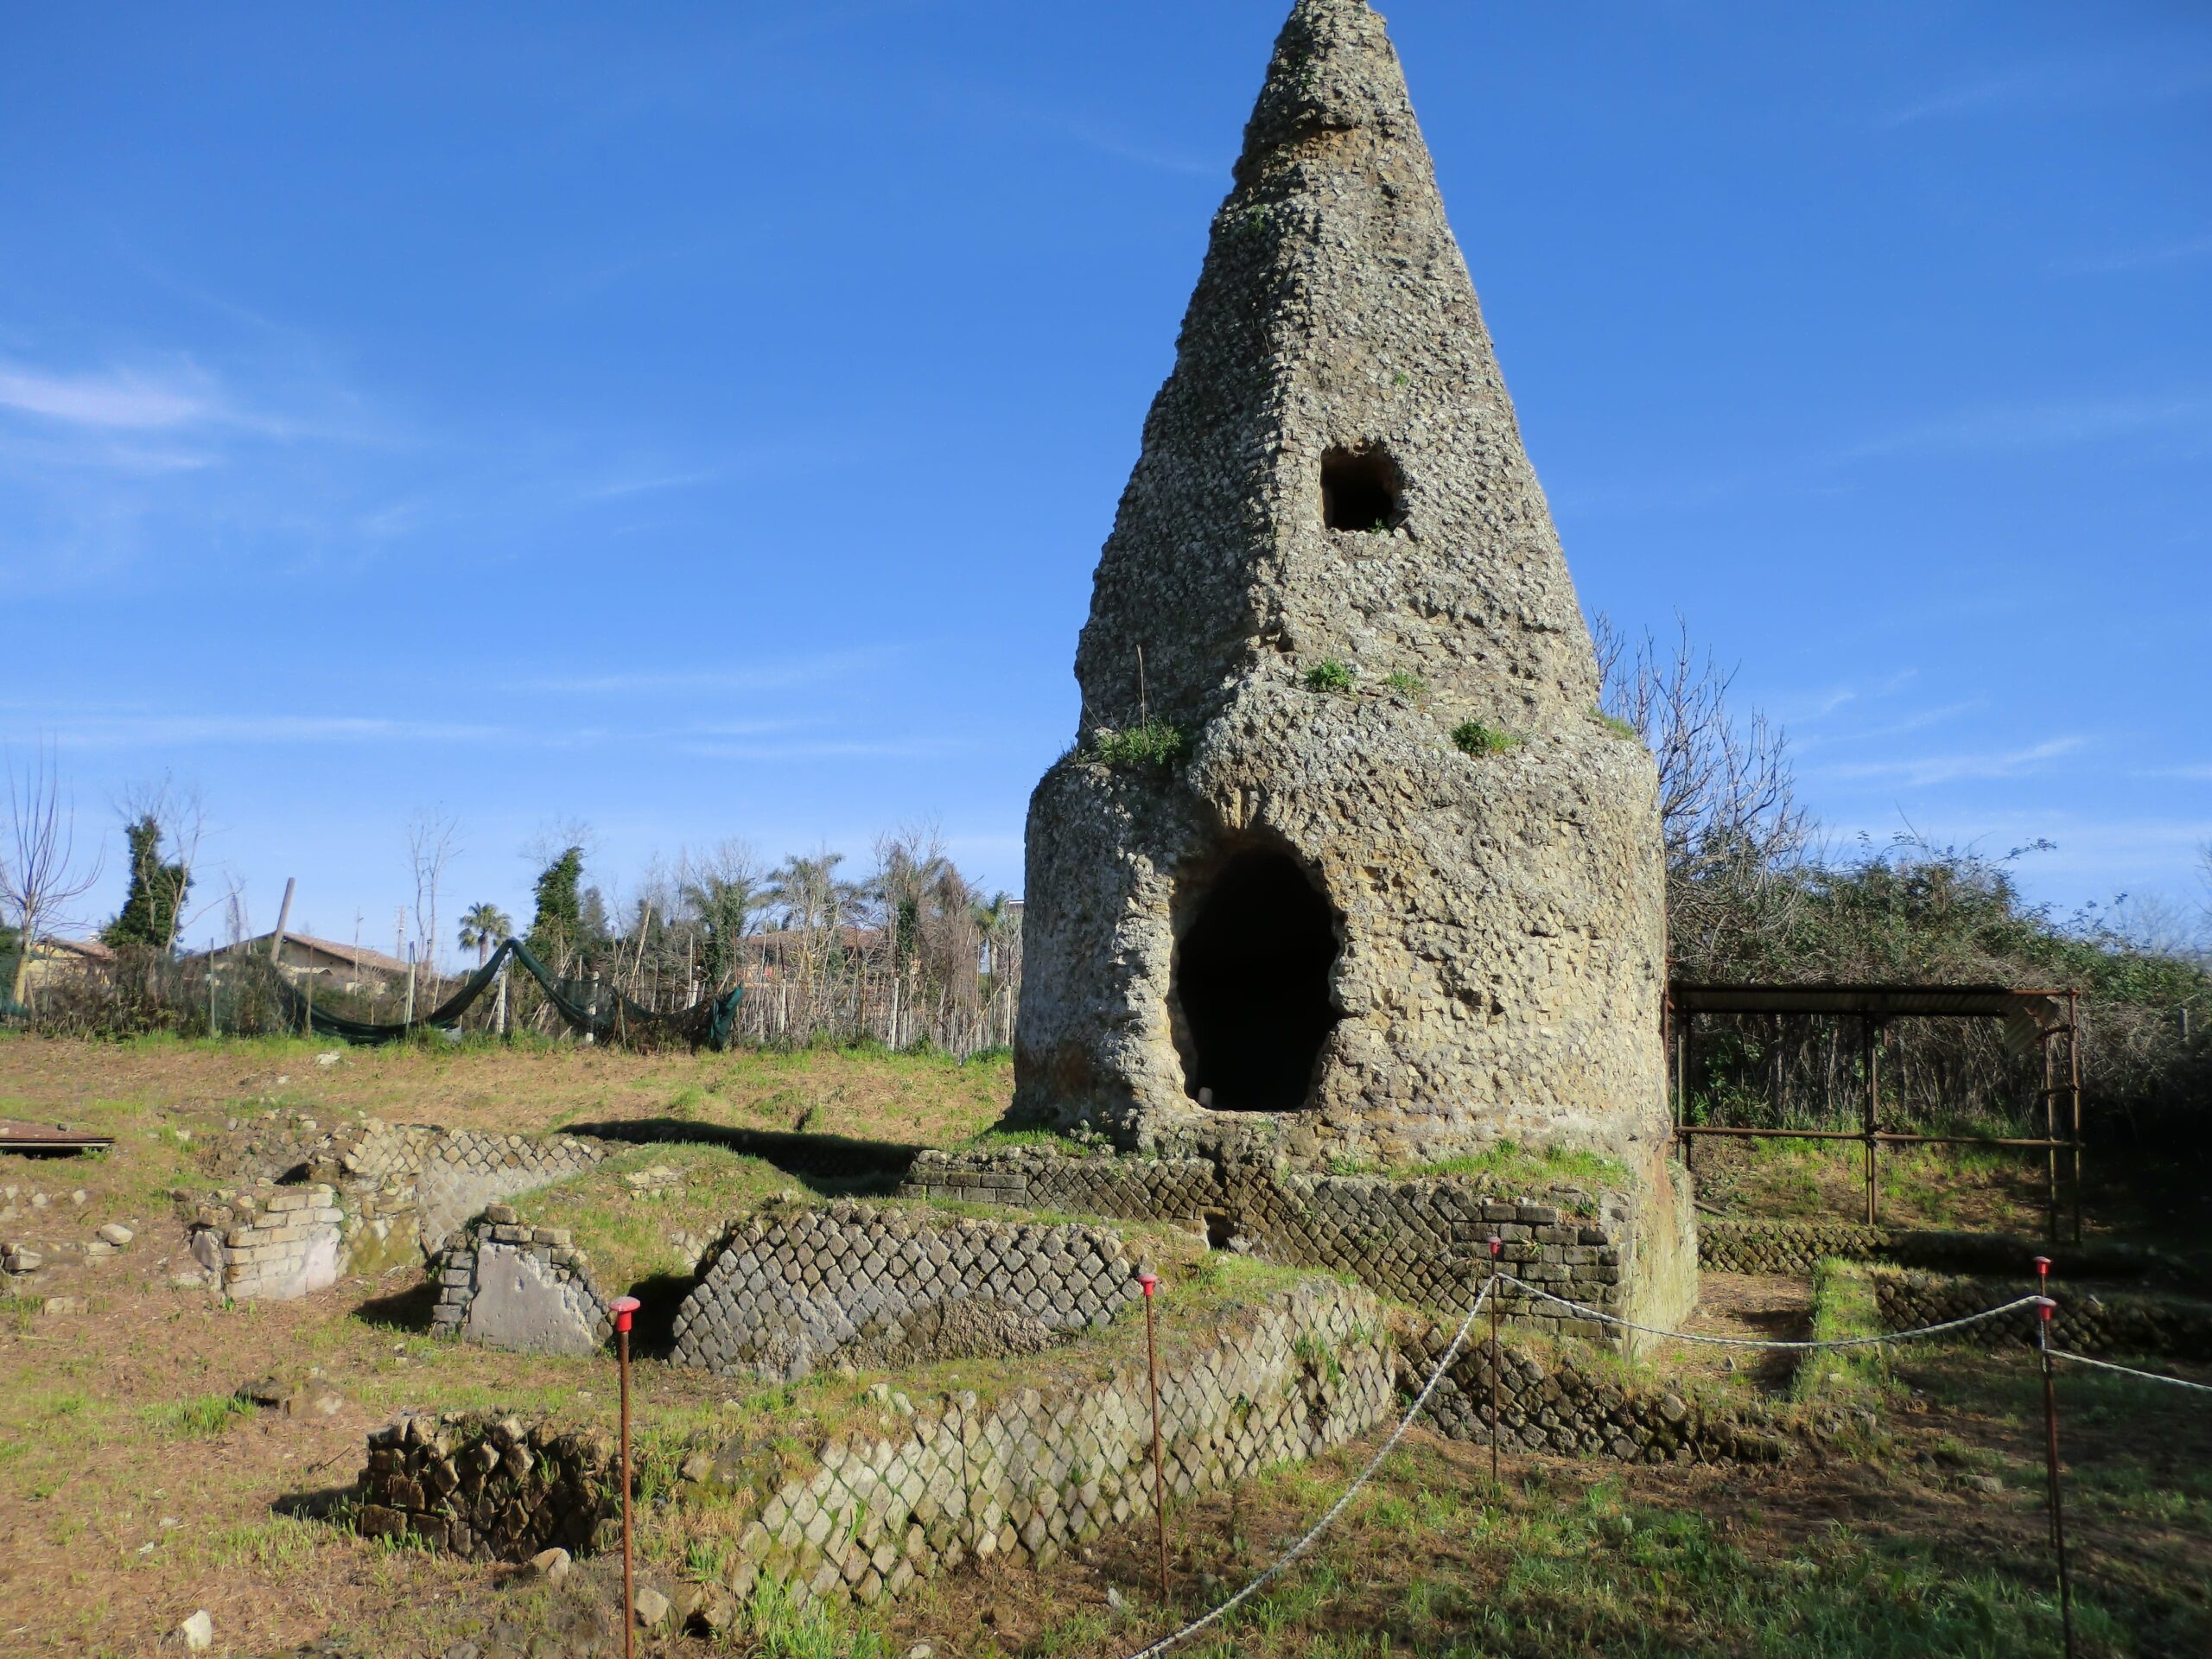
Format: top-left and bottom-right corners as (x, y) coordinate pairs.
(506, 1141), (794, 1290)
(1794, 1259), (1895, 1410)
(1589, 707), (1640, 741)
(139, 1392), (250, 1439)
(962, 1125), (1106, 1159)
(1084, 719), (1190, 769)
(1450, 719), (1521, 757)
(1381, 671), (1427, 699)
(1404, 1139), (1630, 1197)
(1305, 660), (1357, 694)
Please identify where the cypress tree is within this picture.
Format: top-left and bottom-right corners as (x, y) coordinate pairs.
(526, 847), (585, 967)
(103, 814), (191, 951)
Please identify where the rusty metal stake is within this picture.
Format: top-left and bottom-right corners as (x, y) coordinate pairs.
(612, 1294), (642, 1659)
(1487, 1236), (1503, 1489)
(1141, 1269), (1169, 1605)
(2032, 1260), (2075, 1658)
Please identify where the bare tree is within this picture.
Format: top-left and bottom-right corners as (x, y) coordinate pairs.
(406, 807), (463, 980)
(2, 742), (105, 1007)
(1593, 613), (1811, 974)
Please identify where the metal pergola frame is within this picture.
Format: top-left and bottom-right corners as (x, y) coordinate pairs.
(1664, 982), (2083, 1244)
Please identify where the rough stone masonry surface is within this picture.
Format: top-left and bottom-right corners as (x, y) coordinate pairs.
(359, 1410), (617, 1563)
(429, 1205), (614, 1357)
(903, 1147), (1699, 1347)
(671, 1202), (1147, 1381)
(365, 1274), (1394, 1615)
(1014, 0), (1672, 1197)
(184, 1184), (346, 1301)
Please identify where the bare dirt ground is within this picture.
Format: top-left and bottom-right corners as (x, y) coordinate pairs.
(3, 1034), (2205, 1657)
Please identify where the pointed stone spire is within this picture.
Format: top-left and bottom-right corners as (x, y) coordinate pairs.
(1076, 0), (1597, 739)
(1017, 0), (1679, 1300)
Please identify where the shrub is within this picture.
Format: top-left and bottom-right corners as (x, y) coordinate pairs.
(1086, 719), (1188, 768)
(1382, 671), (1428, 699)
(1451, 720), (1519, 757)
(1304, 660), (1357, 694)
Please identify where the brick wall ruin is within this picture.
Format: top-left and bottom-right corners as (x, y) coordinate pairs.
(185, 1184), (346, 1300)
(671, 1202), (1145, 1382)
(902, 1148), (1696, 1349)
(307, 1120), (613, 1257)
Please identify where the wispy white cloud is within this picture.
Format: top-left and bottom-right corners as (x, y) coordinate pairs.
(1831, 396), (2210, 464)
(0, 360), (216, 429)
(677, 736), (970, 762)
(1788, 669), (1920, 723)
(1815, 736), (2085, 788)
(1796, 701), (1988, 753)
(1054, 116), (1221, 179)
(1879, 53), (2212, 129)
(2144, 763), (2212, 781)
(513, 647), (900, 696)
(5, 712), (510, 749)
(2055, 232), (2212, 276)
(576, 465), (727, 502)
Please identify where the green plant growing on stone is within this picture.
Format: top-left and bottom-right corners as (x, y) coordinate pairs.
(1085, 719), (1189, 769)
(1589, 705), (1640, 741)
(1451, 718), (1520, 757)
(1304, 660), (1357, 694)
(1292, 1331), (1344, 1387)
(1381, 671), (1427, 699)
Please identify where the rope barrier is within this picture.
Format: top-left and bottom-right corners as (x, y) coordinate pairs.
(1116, 1274), (1497, 1659)
(1113, 1273), (2056, 1659)
(2049, 1349), (2212, 1397)
(1113, 1274), (2063, 1659)
(1491, 1272), (2049, 1350)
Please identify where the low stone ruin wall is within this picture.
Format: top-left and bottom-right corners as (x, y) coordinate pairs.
(671, 1202), (1143, 1381)
(357, 1275), (1386, 1609)
(304, 1120), (615, 1259)
(902, 1149), (1696, 1350)
(359, 1410), (617, 1561)
(1869, 1268), (2212, 1361)
(688, 1276), (1389, 1610)
(185, 1185), (346, 1300)
(430, 1205), (613, 1357)
(1395, 1314), (1799, 1465)
(1698, 1218), (2171, 1283)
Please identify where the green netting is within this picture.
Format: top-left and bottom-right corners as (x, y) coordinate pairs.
(270, 938), (741, 1051)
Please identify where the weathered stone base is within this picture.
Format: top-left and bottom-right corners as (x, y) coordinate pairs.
(670, 1202), (1143, 1381)
(902, 1147), (1697, 1350)
(1868, 1267), (2212, 1361)
(430, 1207), (613, 1356)
(1394, 1313), (1798, 1465)
(185, 1184), (346, 1300)
(1699, 1217), (2178, 1284)
(359, 1411), (616, 1561)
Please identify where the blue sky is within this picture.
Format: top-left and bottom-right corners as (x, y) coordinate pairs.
(3, 1), (2207, 967)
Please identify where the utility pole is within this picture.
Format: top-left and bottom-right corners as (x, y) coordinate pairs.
(269, 877), (296, 964)
(404, 944), (416, 1027)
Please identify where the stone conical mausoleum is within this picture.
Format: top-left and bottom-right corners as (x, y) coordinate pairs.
(1015, 0), (1673, 1181)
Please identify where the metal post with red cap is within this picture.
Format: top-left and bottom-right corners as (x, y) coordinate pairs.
(2033, 1257), (2075, 1658)
(610, 1294), (643, 1659)
(1141, 1269), (1169, 1604)
(1487, 1236), (1503, 1488)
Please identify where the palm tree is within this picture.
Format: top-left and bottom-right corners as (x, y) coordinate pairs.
(457, 902), (512, 968)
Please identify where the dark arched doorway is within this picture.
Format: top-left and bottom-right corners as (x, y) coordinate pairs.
(1174, 848), (1341, 1111)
